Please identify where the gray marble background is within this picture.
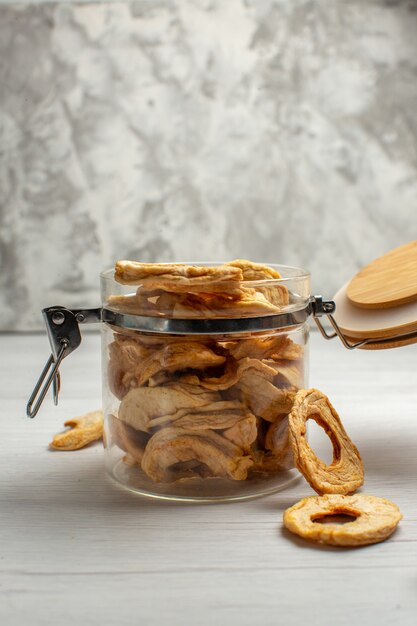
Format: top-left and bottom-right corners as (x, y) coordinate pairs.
(1, 0), (417, 330)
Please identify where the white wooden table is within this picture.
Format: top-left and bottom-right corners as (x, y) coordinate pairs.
(1, 331), (416, 626)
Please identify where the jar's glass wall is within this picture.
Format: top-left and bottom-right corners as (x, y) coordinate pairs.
(102, 323), (309, 501)
(101, 262), (310, 501)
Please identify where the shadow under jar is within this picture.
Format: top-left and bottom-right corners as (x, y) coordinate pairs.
(101, 264), (310, 502)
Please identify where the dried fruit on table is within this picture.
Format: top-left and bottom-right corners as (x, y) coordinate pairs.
(50, 410), (104, 451)
(288, 389), (364, 495)
(283, 494), (402, 546)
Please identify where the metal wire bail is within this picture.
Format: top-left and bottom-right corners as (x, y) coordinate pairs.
(26, 341), (68, 418)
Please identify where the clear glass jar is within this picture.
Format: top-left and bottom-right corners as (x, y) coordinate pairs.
(101, 264), (310, 502)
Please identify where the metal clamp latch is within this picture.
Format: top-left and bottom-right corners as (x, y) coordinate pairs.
(310, 295), (369, 350)
(26, 307), (101, 418)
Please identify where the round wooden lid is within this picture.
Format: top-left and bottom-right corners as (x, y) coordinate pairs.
(347, 240), (417, 309)
(333, 281), (417, 350)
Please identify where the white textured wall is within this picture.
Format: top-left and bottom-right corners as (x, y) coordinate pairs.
(1, 0), (416, 330)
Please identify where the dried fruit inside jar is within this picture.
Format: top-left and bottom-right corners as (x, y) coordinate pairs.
(101, 259), (310, 500)
(104, 326), (306, 485)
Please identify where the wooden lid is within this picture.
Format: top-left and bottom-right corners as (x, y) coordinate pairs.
(332, 241), (417, 349)
(333, 281), (417, 348)
(347, 240), (417, 309)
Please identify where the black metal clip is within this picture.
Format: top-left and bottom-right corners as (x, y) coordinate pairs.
(26, 307), (101, 418)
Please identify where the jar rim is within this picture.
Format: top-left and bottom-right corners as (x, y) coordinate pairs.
(100, 262), (311, 332)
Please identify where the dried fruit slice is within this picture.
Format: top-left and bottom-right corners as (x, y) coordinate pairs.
(118, 383), (220, 432)
(265, 359), (304, 389)
(108, 336), (152, 399)
(279, 341), (304, 361)
(109, 286), (284, 318)
(256, 285), (289, 307)
(107, 292), (163, 315)
(237, 359), (296, 421)
(170, 288), (284, 317)
(178, 358), (240, 390)
(108, 413), (150, 465)
(148, 371), (174, 387)
(226, 259), (282, 280)
(288, 389), (364, 495)
(222, 414), (258, 451)
(283, 494), (402, 546)
(50, 410), (103, 451)
(112, 260), (291, 316)
(135, 342), (226, 387)
(141, 427), (253, 482)
(229, 335), (300, 361)
(149, 400), (251, 431)
(250, 450), (284, 474)
(115, 260), (243, 291)
(179, 356), (277, 392)
(226, 288), (285, 315)
(264, 415), (294, 470)
(249, 414), (294, 474)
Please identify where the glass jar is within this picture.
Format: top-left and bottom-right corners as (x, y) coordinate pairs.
(100, 264), (310, 501)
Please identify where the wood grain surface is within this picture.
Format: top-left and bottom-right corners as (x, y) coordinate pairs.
(347, 240), (417, 309)
(1, 332), (417, 626)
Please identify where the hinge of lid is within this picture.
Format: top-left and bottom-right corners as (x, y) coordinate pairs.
(310, 296), (368, 350)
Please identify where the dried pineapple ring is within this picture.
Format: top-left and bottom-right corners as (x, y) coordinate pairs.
(50, 410), (103, 451)
(283, 494), (402, 546)
(288, 389), (364, 495)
